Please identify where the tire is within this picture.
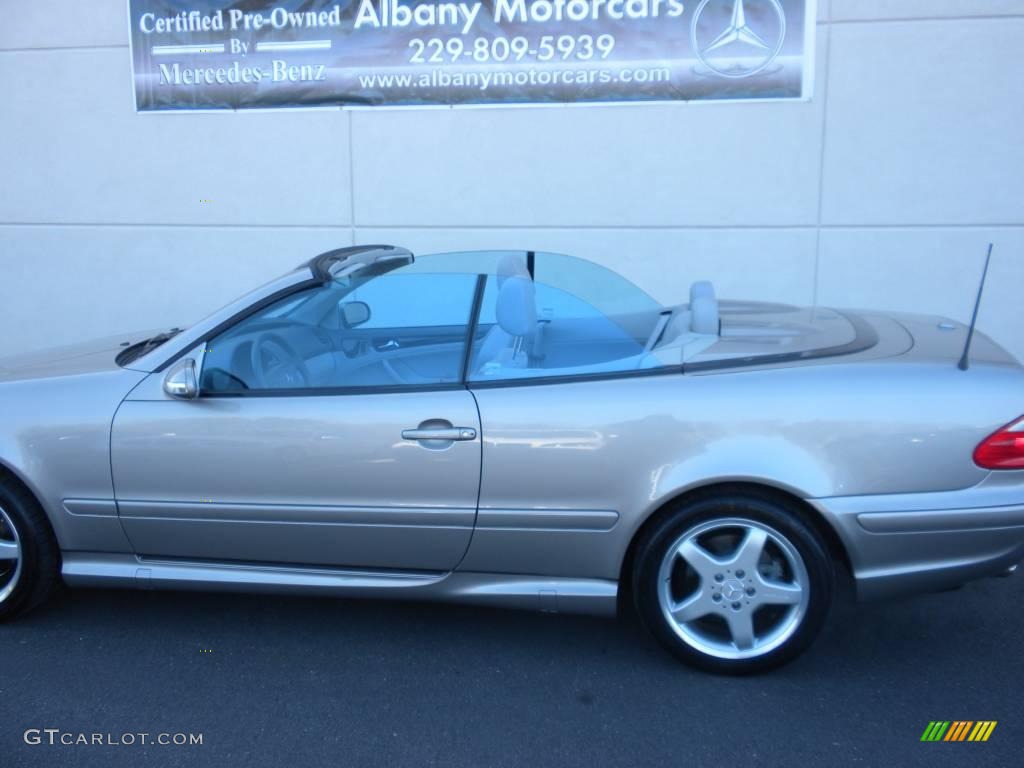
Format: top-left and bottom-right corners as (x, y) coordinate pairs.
(0, 476), (61, 622)
(633, 490), (833, 675)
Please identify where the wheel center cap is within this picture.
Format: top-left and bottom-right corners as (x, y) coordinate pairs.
(722, 580), (745, 602)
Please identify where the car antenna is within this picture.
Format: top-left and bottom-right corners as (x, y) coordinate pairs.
(958, 243), (994, 371)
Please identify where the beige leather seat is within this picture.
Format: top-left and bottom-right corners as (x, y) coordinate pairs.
(475, 255), (537, 374)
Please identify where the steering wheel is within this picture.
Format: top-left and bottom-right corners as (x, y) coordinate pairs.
(250, 333), (311, 389)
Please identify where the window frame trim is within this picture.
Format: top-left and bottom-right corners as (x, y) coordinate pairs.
(459, 274), (488, 384)
(465, 365), (683, 391)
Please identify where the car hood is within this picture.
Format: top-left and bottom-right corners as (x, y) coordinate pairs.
(0, 329), (166, 383)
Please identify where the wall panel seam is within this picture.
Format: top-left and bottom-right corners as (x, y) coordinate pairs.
(829, 14), (1024, 25)
(4, 223), (1023, 231)
(0, 45), (128, 54)
(348, 110), (357, 242)
(812, 20), (833, 309)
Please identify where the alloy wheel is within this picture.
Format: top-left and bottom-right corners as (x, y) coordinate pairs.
(0, 505), (23, 605)
(657, 517), (810, 660)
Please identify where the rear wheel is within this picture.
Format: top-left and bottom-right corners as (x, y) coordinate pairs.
(0, 478), (60, 622)
(633, 492), (833, 674)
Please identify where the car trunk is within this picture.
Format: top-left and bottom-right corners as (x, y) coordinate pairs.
(886, 311), (1018, 366)
(684, 301), (1018, 372)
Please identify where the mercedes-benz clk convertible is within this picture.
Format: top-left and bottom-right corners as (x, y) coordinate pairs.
(1, 247), (1022, 673)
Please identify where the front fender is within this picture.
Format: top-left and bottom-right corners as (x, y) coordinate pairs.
(0, 370), (145, 553)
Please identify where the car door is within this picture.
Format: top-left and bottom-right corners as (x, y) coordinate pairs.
(458, 254), (677, 578)
(110, 270), (483, 572)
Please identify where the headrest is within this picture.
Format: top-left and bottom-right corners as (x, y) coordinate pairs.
(690, 281), (720, 336)
(498, 254), (530, 288)
(690, 281), (715, 303)
(497, 275), (537, 337)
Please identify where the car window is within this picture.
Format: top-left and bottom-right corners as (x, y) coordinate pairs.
(200, 272), (479, 393)
(469, 257), (672, 383)
(533, 253), (661, 318)
(263, 294), (313, 318)
(406, 251), (661, 318)
(346, 273), (476, 329)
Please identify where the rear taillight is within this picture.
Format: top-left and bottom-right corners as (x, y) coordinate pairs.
(974, 416), (1024, 470)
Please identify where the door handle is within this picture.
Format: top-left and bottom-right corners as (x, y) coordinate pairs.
(402, 427), (477, 442)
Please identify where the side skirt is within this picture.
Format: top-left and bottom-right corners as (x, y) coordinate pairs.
(61, 553), (619, 617)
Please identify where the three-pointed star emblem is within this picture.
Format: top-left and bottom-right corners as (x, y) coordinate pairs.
(702, 0), (771, 54)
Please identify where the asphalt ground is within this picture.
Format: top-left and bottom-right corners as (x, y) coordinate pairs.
(1, 572), (1020, 768)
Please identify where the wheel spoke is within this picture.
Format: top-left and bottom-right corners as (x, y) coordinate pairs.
(757, 578), (803, 606)
(671, 591), (715, 624)
(0, 539), (18, 561)
(734, 527), (768, 570)
(725, 610), (756, 651)
(677, 540), (722, 579)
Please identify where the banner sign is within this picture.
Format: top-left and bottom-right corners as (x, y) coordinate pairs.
(128, 0), (815, 110)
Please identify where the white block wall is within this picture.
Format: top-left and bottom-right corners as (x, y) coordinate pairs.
(1, 1), (1022, 362)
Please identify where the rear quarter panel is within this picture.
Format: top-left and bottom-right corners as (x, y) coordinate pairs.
(463, 359), (1024, 580)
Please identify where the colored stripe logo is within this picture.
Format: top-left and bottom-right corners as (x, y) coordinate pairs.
(921, 721), (997, 742)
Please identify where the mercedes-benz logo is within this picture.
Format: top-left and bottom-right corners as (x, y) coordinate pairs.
(691, 0), (787, 79)
(722, 580), (745, 602)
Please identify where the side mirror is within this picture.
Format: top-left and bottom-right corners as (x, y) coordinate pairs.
(340, 301), (371, 329)
(163, 358), (198, 400)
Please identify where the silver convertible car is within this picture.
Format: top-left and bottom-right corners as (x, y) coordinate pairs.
(2, 247), (1023, 673)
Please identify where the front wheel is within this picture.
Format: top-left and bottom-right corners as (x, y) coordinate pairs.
(633, 493), (834, 675)
(0, 478), (60, 622)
